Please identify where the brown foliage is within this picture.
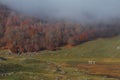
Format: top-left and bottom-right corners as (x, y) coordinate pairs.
(0, 4), (120, 53)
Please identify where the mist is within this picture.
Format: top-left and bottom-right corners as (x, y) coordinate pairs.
(0, 0), (120, 22)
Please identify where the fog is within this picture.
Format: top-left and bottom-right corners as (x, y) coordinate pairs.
(0, 0), (120, 22)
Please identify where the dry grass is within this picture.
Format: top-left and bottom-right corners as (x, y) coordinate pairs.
(77, 63), (120, 79)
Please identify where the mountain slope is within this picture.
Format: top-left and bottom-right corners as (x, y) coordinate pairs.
(42, 35), (120, 59)
(0, 36), (120, 80)
(0, 4), (120, 54)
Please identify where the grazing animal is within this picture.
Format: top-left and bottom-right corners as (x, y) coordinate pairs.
(88, 60), (96, 64)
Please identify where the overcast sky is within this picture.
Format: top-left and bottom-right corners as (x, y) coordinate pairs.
(0, 0), (120, 22)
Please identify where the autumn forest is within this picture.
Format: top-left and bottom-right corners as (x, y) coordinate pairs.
(0, 4), (120, 54)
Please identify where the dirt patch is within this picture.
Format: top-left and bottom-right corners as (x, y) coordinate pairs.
(77, 63), (120, 79)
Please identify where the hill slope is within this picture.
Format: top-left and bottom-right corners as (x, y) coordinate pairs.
(0, 4), (120, 53)
(41, 35), (120, 59)
(0, 36), (120, 80)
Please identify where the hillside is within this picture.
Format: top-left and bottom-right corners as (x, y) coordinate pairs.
(39, 35), (120, 60)
(0, 4), (120, 54)
(0, 1), (120, 80)
(0, 36), (120, 80)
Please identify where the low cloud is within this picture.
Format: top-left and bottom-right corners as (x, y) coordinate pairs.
(0, 0), (120, 22)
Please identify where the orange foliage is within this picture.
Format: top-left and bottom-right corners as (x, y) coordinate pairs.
(0, 4), (120, 53)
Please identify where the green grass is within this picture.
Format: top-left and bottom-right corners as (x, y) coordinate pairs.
(0, 36), (120, 80)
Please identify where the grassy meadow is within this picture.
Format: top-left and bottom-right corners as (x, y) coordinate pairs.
(0, 36), (120, 80)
